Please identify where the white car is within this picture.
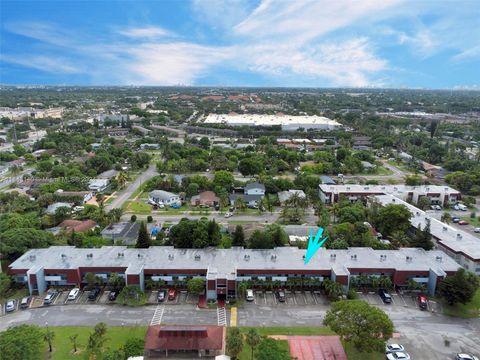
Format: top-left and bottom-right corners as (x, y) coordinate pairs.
(246, 289), (254, 302)
(456, 354), (479, 360)
(5, 299), (16, 312)
(386, 352), (410, 360)
(474, 228), (480, 233)
(224, 212), (233, 218)
(68, 288), (80, 301)
(385, 344), (405, 354)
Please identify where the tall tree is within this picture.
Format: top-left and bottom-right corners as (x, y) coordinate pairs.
(0, 324), (44, 360)
(136, 221), (151, 248)
(245, 329), (262, 360)
(226, 327), (243, 360)
(323, 300), (393, 352)
(412, 220), (434, 250)
(374, 204), (411, 237)
(187, 278), (205, 295)
(232, 225), (246, 247)
(69, 334), (79, 354)
(438, 268), (479, 306)
(256, 338), (291, 360)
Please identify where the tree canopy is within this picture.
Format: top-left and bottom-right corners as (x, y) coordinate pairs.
(0, 324), (44, 360)
(438, 268), (480, 306)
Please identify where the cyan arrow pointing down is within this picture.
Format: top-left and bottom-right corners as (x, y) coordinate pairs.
(304, 227), (329, 265)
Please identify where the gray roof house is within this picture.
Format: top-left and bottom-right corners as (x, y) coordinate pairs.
(101, 222), (141, 245)
(46, 202), (71, 215)
(320, 175), (336, 185)
(149, 190), (181, 206)
(278, 190), (306, 205)
(229, 182), (265, 206)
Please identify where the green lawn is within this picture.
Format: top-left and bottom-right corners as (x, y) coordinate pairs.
(128, 201), (152, 214)
(442, 289), (480, 318)
(461, 216), (480, 227)
(44, 326), (147, 359)
(237, 327), (383, 360)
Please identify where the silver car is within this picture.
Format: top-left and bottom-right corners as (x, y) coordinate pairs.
(386, 352), (410, 360)
(385, 344), (405, 354)
(5, 299), (16, 312)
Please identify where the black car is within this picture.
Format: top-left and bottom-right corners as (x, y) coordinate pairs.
(88, 288), (101, 301)
(276, 290), (286, 302)
(378, 288), (392, 304)
(109, 289), (119, 301)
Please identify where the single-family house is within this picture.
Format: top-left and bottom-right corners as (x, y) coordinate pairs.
(320, 175), (336, 185)
(190, 191), (220, 207)
(88, 178), (110, 193)
(101, 222), (141, 245)
(48, 219), (97, 235)
(277, 189), (306, 205)
(46, 202), (71, 215)
(229, 182), (265, 207)
(140, 143), (160, 150)
(54, 190), (94, 203)
(149, 190), (181, 206)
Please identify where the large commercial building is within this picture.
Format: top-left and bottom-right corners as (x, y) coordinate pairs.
(9, 246), (459, 298)
(376, 194), (480, 275)
(319, 184), (460, 206)
(203, 113), (342, 131)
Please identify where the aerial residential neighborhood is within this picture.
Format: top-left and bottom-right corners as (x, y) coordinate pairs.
(1, 1), (480, 360)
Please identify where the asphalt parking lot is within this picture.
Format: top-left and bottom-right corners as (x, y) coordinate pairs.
(252, 290), (328, 307)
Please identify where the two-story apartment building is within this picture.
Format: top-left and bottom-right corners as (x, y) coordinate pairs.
(9, 246), (460, 297)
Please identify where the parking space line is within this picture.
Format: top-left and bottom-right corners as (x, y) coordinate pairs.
(302, 292), (308, 304)
(292, 292), (297, 305)
(53, 292), (62, 305)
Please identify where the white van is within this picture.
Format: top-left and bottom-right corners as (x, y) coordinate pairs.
(68, 288), (80, 301)
(246, 289), (254, 302)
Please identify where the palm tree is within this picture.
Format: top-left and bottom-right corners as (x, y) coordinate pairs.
(245, 329), (262, 360)
(329, 203), (340, 224)
(70, 334), (78, 353)
(116, 171), (129, 188)
(44, 327), (55, 353)
(441, 212), (451, 224)
(235, 198), (246, 213)
(107, 208), (123, 223)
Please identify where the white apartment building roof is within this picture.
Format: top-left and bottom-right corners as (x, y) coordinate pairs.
(319, 184), (460, 197)
(203, 114), (342, 128)
(376, 194), (480, 261)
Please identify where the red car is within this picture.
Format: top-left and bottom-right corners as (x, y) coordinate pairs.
(168, 289), (177, 301)
(458, 220), (469, 225)
(418, 295), (428, 310)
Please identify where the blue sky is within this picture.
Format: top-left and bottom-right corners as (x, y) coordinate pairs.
(1, 0), (479, 88)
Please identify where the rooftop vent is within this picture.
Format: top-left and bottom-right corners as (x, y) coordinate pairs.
(271, 255), (277, 262)
(351, 254), (357, 260)
(29, 255), (36, 261)
(457, 233), (462, 239)
(137, 253), (143, 258)
(381, 186), (386, 190)
(364, 187), (369, 190)
(330, 254), (336, 261)
(168, 254), (174, 260)
(416, 212), (420, 216)
(406, 256), (413, 262)
(194, 254), (201, 261)
(87, 253), (93, 259)
(380, 254), (387, 261)
(435, 256), (443, 262)
(244, 254), (250, 261)
(394, 187), (398, 191)
(442, 226), (448, 232)
(346, 187), (351, 190)
(392, 198), (396, 203)
(61, 254), (67, 259)
(117, 252), (124, 258)
(181, 249), (187, 255)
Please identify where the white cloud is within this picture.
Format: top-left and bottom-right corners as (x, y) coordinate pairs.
(118, 26), (173, 39)
(235, 0), (402, 43)
(191, 0), (255, 30)
(1, 54), (81, 74)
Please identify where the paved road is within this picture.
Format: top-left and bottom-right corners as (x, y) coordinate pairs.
(1, 303), (478, 360)
(120, 208), (317, 225)
(105, 164), (159, 211)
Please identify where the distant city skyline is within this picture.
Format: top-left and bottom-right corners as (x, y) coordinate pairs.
(1, 0), (479, 89)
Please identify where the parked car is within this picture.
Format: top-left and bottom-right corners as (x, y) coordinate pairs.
(276, 290), (286, 302)
(456, 354), (479, 360)
(157, 290), (166, 302)
(378, 288), (392, 304)
(454, 204), (468, 211)
(418, 294), (428, 310)
(246, 289), (255, 302)
(20, 296), (31, 309)
(458, 220), (469, 225)
(385, 344), (405, 354)
(43, 289), (59, 305)
(452, 217), (460, 223)
(474, 227), (480, 233)
(88, 288), (101, 301)
(224, 212), (233, 218)
(5, 299), (16, 312)
(109, 289), (119, 301)
(386, 351), (410, 360)
(168, 289), (177, 301)
(68, 288), (80, 301)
